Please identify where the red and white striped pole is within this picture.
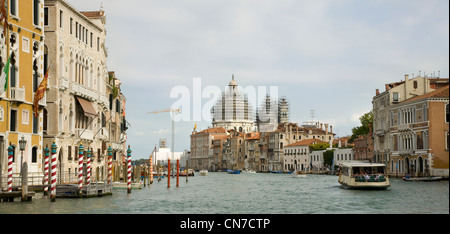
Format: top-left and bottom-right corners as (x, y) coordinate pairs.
(108, 145), (112, 185)
(86, 148), (91, 187)
(127, 145), (132, 193)
(50, 140), (57, 202)
(78, 143), (84, 196)
(7, 144), (13, 193)
(149, 155), (153, 184)
(43, 146), (50, 196)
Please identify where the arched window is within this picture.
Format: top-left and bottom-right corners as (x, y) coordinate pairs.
(32, 147), (38, 163)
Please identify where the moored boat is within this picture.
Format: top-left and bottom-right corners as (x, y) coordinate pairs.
(199, 170), (208, 176)
(403, 176), (444, 182)
(338, 161), (390, 190)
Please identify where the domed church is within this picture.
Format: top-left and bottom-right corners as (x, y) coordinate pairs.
(211, 75), (256, 133)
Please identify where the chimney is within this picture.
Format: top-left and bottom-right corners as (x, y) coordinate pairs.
(376, 89), (380, 95)
(325, 123), (329, 134)
(405, 74), (409, 80)
(320, 123), (323, 130)
(330, 125), (333, 133)
(385, 84), (390, 91)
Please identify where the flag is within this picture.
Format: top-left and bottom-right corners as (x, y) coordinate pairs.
(0, 0), (9, 29)
(33, 68), (49, 117)
(0, 54), (10, 96)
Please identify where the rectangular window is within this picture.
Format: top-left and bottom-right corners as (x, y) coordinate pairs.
(90, 33), (93, 47)
(446, 132), (450, 150)
(60, 10), (64, 28)
(33, 114), (38, 134)
(68, 146), (72, 160)
(22, 37), (30, 53)
(10, 0), (17, 16)
(33, 0), (40, 26)
(22, 110), (29, 125)
(393, 92), (399, 102)
(446, 104), (449, 123)
(70, 18), (73, 34)
(10, 110), (17, 131)
(75, 22), (78, 37)
(97, 37), (100, 51)
(44, 7), (49, 26)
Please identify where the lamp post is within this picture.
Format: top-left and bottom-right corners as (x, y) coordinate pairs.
(19, 136), (28, 202)
(19, 136), (27, 175)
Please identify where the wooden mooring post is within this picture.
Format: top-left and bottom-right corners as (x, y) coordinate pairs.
(167, 158), (171, 188)
(176, 159), (179, 187)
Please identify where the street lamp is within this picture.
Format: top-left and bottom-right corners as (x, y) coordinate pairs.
(19, 136), (27, 175)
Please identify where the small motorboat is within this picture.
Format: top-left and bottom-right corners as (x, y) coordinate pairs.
(199, 170), (208, 176)
(227, 169), (241, 174)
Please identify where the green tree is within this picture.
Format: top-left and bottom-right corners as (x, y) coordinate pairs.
(323, 150), (335, 167)
(350, 111), (373, 142)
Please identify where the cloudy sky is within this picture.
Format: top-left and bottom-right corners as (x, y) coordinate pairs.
(68, 0), (449, 159)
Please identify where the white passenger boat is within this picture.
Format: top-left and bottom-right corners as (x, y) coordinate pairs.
(338, 161), (390, 190)
(199, 170), (208, 176)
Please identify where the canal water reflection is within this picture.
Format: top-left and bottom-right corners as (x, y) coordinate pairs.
(1, 172), (448, 214)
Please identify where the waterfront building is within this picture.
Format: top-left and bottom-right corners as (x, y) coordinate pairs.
(1, 0), (46, 180)
(372, 74), (448, 176)
(190, 127), (227, 170)
(333, 148), (354, 167)
(268, 121), (335, 172)
(42, 0), (126, 183)
(211, 75), (255, 133)
(353, 124), (374, 161)
(388, 85), (449, 177)
(284, 139), (325, 172)
(211, 134), (228, 171)
(244, 132), (261, 171)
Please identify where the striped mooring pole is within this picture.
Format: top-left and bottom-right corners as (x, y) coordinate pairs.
(78, 142), (84, 196)
(86, 148), (91, 187)
(43, 146), (50, 196)
(108, 145), (112, 185)
(149, 155), (153, 184)
(127, 145), (132, 193)
(7, 144), (13, 192)
(50, 140), (57, 202)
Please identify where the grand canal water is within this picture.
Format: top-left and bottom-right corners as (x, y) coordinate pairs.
(1, 172), (448, 214)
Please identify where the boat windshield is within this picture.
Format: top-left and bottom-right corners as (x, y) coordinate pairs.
(350, 166), (387, 182)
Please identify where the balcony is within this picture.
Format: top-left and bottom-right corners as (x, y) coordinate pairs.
(69, 82), (97, 101)
(10, 87), (26, 102)
(77, 129), (94, 141)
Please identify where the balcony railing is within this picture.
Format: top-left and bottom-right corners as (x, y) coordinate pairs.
(78, 129), (94, 141)
(69, 81), (97, 101)
(10, 87), (25, 102)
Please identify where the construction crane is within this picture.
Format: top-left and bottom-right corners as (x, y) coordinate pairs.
(147, 108), (181, 162)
